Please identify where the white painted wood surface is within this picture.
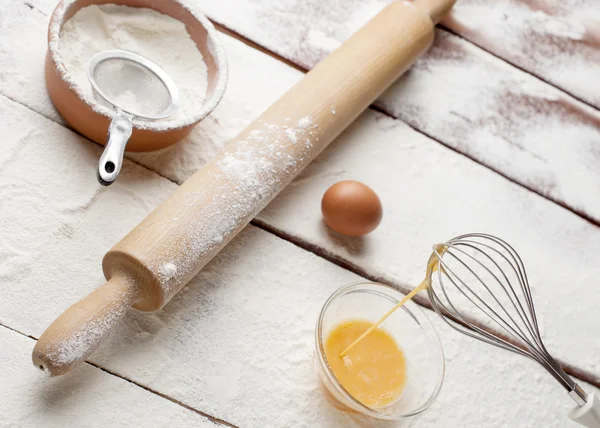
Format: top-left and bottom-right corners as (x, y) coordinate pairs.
(180, 0), (600, 224)
(3, 5), (599, 378)
(0, 327), (218, 427)
(9, 0), (600, 224)
(10, 0), (600, 223)
(3, 0), (600, 383)
(0, 1), (63, 123)
(1, 0), (600, 427)
(0, 93), (598, 428)
(88, 227), (600, 428)
(443, 0), (600, 109)
(259, 108), (600, 378)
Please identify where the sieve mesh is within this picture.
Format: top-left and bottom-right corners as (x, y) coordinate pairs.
(91, 57), (173, 118)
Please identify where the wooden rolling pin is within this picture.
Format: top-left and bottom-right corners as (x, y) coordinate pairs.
(32, 0), (455, 376)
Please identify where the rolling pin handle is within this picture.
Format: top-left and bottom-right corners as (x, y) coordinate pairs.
(32, 275), (139, 377)
(33, 0), (457, 376)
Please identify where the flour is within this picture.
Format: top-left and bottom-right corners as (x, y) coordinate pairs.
(2, 330), (217, 426)
(112, 89), (142, 114)
(448, 0), (600, 108)
(58, 4), (208, 129)
(34, 276), (139, 374)
(378, 29), (600, 223)
(285, 128), (298, 144)
(306, 29), (340, 53)
(2, 7), (600, 425)
(159, 262), (178, 282)
(43, 302), (126, 370)
(147, 116), (318, 299)
(297, 116), (313, 129)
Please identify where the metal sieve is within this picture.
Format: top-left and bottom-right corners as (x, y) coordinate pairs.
(88, 50), (180, 185)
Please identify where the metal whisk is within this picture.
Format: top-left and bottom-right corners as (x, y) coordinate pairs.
(427, 233), (600, 427)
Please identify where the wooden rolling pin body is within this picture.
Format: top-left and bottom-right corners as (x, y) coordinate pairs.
(33, 0), (454, 376)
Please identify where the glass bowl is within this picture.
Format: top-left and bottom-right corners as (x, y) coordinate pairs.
(315, 281), (445, 420)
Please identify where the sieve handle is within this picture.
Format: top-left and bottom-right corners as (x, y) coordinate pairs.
(98, 112), (133, 186)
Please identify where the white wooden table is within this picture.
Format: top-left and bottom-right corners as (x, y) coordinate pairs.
(1, 1), (599, 426)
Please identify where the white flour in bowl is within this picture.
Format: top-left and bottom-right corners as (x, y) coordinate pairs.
(59, 4), (208, 128)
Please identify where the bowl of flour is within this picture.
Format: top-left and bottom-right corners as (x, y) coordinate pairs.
(46, 0), (227, 152)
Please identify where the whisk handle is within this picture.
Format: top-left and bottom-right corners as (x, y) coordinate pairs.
(570, 393), (600, 428)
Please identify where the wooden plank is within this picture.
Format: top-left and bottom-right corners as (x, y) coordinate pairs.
(443, 0), (600, 109)
(140, 33), (600, 383)
(0, 1), (64, 124)
(0, 327), (219, 427)
(0, 92), (175, 334)
(0, 93), (237, 426)
(1, 94), (598, 427)
(10, 1), (600, 224)
(379, 29), (600, 224)
(184, 0), (600, 111)
(130, 36), (302, 183)
(1, 4), (599, 382)
(92, 225), (600, 428)
(257, 107), (600, 381)
(164, 0), (600, 224)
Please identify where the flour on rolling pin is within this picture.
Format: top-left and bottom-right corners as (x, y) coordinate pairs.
(56, 4), (208, 129)
(35, 276), (138, 376)
(37, 307), (124, 376)
(149, 116), (321, 294)
(35, 115), (321, 374)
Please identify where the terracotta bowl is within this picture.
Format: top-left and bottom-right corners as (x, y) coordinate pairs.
(46, 0), (227, 152)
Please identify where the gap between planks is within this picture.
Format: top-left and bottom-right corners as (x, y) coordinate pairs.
(438, 23), (599, 112)
(0, 91), (181, 187)
(252, 219), (600, 390)
(2, 22), (599, 390)
(211, 19), (600, 230)
(0, 321), (239, 428)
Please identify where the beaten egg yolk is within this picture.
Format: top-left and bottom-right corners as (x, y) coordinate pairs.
(324, 320), (407, 408)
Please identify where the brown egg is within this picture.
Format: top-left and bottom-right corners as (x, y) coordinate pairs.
(321, 180), (383, 237)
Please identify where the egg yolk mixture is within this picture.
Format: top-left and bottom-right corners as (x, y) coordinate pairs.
(324, 320), (407, 408)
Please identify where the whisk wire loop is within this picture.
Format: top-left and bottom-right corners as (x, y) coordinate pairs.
(428, 233), (587, 406)
(448, 241), (540, 348)
(464, 235), (544, 346)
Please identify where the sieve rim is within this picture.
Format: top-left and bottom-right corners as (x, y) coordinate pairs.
(87, 49), (180, 120)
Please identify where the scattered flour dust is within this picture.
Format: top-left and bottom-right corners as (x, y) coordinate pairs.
(58, 4), (208, 128)
(285, 128), (298, 144)
(306, 29), (340, 53)
(112, 90), (141, 114)
(147, 116), (318, 299)
(159, 262), (178, 282)
(449, 0), (600, 107)
(298, 116), (312, 129)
